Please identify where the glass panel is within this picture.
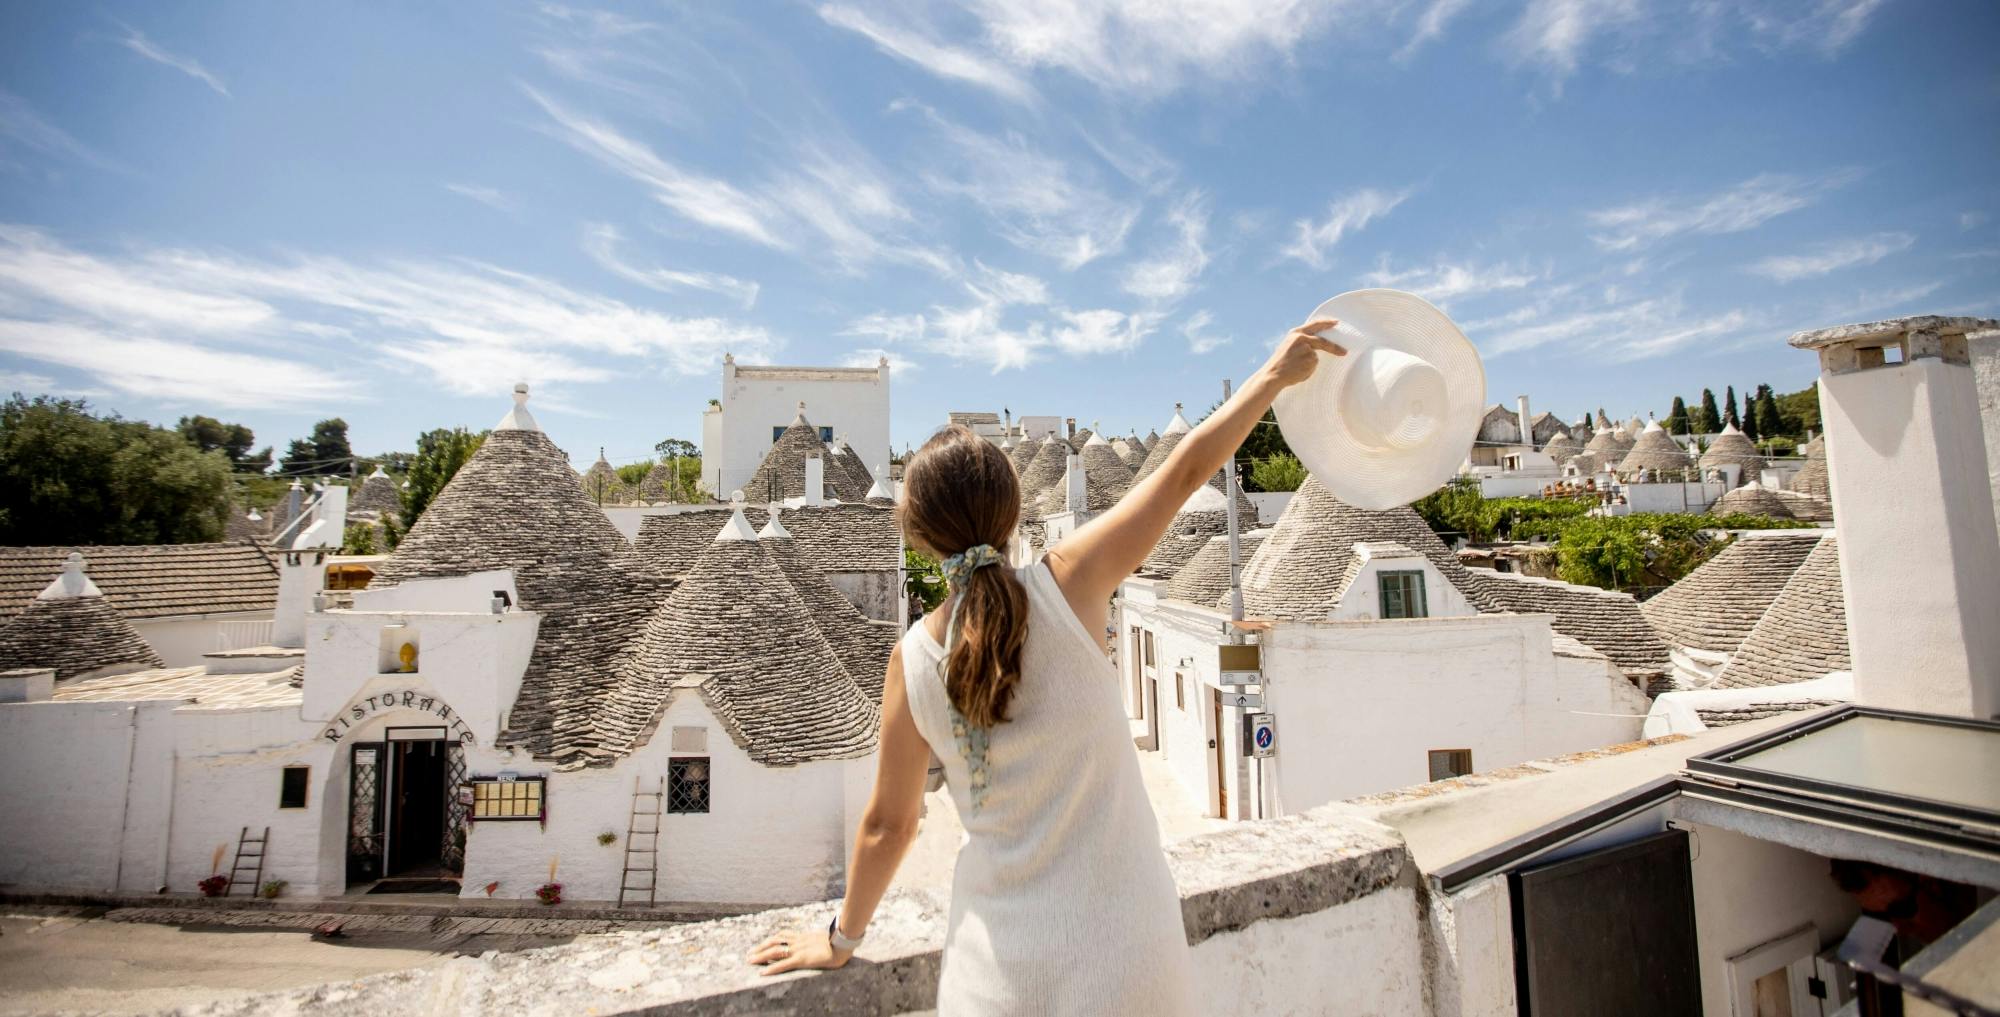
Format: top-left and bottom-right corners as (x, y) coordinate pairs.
(669, 758), (711, 814)
(1731, 715), (2000, 811)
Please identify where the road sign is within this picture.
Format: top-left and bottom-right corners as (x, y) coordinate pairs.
(1224, 690), (1264, 710)
(1246, 712), (1277, 758)
(1218, 642), (1261, 685)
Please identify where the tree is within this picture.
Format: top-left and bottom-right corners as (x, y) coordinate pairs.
(1773, 385), (1819, 438)
(1694, 389), (1721, 434)
(278, 418), (354, 475)
(342, 522), (378, 555)
(1739, 387), (1761, 442)
(654, 438), (699, 460)
(905, 546), (946, 612)
(616, 459), (653, 488)
(1510, 513), (1810, 591)
(1665, 396), (1690, 434)
(400, 427), (487, 530)
(1247, 453), (1305, 493)
(177, 415), (257, 462)
(1723, 386), (1739, 428)
(1754, 385), (1785, 441)
(0, 395), (231, 544)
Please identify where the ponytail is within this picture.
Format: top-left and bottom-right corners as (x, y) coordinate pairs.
(899, 425), (1032, 729)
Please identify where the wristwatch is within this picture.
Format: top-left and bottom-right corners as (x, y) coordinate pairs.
(828, 915), (865, 952)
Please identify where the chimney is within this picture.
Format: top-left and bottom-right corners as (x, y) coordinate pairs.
(805, 455), (825, 507)
(1064, 453), (1085, 514)
(0, 667), (55, 703)
(1065, 417), (1077, 439)
(1516, 395), (1533, 449)
(1790, 314), (2000, 718)
(272, 550), (327, 648)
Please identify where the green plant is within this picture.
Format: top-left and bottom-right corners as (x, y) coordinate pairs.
(1512, 512), (1812, 590)
(597, 831), (617, 846)
(0, 395), (233, 544)
(260, 878), (288, 899)
(1247, 453), (1306, 493)
(905, 546), (946, 610)
(401, 426), (488, 529)
(341, 522), (378, 555)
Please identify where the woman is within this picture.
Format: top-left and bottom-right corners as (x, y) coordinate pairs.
(748, 319), (1345, 1013)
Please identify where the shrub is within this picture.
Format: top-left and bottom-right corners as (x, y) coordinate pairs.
(535, 882), (563, 906)
(197, 874), (229, 897)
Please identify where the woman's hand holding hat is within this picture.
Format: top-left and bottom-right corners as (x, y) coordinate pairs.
(1261, 318), (1347, 388)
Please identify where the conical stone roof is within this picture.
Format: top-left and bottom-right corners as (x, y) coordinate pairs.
(1790, 436), (1830, 499)
(353, 467), (401, 514)
(370, 395), (664, 765)
(1772, 488), (1832, 522)
(1016, 434), (1073, 514)
(1131, 405), (1192, 486)
(1142, 430), (1160, 452)
(0, 553), (163, 680)
(1138, 486), (1234, 578)
(1007, 433), (1041, 472)
(1113, 437), (1146, 470)
(826, 440), (874, 502)
(1233, 475), (1498, 620)
(1714, 535), (1848, 688)
(1466, 570), (1668, 687)
(1583, 426), (1633, 458)
(582, 449), (634, 505)
(598, 512), (878, 765)
(1709, 485), (1795, 520)
(1165, 530), (1269, 606)
(1699, 424), (1764, 484)
(1616, 422), (1691, 477)
(1642, 532), (1822, 655)
(760, 510), (896, 703)
(638, 461), (675, 502)
(1034, 433), (1133, 516)
(746, 406), (836, 503)
(1542, 432), (1584, 464)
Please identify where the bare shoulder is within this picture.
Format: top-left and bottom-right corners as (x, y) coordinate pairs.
(919, 595), (954, 643)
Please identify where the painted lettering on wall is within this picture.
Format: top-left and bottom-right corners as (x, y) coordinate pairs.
(322, 690), (477, 746)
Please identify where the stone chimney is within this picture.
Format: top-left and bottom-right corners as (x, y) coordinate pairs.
(1064, 453), (1085, 514)
(1516, 395), (1532, 448)
(1789, 315), (2000, 718)
(805, 455), (826, 507)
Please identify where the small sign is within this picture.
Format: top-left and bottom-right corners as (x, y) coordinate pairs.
(456, 786), (475, 806)
(1218, 643), (1261, 685)
(498, 771), (519, 783)
(355, 748), (377, 766)
(1246, 712), (1277, 758)
(1224, 690), (1264, 710)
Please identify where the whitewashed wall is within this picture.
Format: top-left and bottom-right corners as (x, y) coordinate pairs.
(1191, 884), (1426, 1015)
(167, 706), (331, 897)
(0, 699), (177, 892)
(708, 362), (891, 501)
(303, 598), (540, 749)
(828, 571), (901, 624)
(1685, 823), (1859, 1017)
(459, 692), (865, 905)
(1245, 490), (1290, 522)
(132, 612), (274, 666)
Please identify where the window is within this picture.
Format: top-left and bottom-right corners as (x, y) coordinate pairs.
(1175, 671), (1186, 711)
(669, 757), (711, 814)
(278, 765), (310, 809)
(1428, 749), (1473, 781)
(470, 776), (544, 820)
(1142, 630), (1155, 668)
(819, 426), (833, 442)
(1379, 570), (1429, 619)
(772, 425), (785, 443)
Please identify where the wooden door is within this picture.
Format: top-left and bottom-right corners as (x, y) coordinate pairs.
(1211, 690), (1228, 817)
(1512, 829), (1701, 1015)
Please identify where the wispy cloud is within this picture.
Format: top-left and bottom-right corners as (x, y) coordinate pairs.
(1120, 193), (1209, 303)
(1503, 0), (1643, 78)
(1398, 0), (1474, 60)
(1961, 211), (1989, 232)
(1359, 256), (1542, 306)
(1747, 231), (1913, 283)
(1475, 287), (1757, 361)
(1182, 309), (1230, 354)
(841, 347), (918, 375)
(1049, 308), (1162, 355)
(0, 226), (775, 408)
(115, 23), (230, 97)
(1284, 187), (1409, 269)
(444, 182), (515, 213)
(838, 261), (1159, 372)
(1740, 0), (1886, 57)
(0, 91), (126, 173)
(1587, 171), (1856, 251)
(897, 101), (1136, 270)
(818, 5), (1036, 104)
(583, 223), (759, 308)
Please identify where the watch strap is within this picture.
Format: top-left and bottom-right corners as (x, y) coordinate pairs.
(828, 914), (864, 951)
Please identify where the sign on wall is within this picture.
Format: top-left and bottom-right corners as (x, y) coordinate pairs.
(1245, 712), (1277, 758)
(322, 690), (476, 745)
(1218, 643), (1261, 686)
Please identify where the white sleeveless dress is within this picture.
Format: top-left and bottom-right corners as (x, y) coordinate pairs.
(900, 561), (1194, 1016)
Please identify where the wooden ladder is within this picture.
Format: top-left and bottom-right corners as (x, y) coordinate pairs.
(618, 777), (664, 909)
(226, 826), (269, 898)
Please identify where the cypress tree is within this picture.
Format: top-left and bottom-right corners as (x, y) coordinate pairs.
(1754, 386), (1785, 439)
(1665, 396), (1690, 434)
(1723, 386), (1740, 428)
(1695, 389), (1721, 433)
(1740, 388), (1761, 442)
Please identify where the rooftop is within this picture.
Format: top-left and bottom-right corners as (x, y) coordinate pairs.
(0, 541), (279, 621)
(53, 664), (304, 709)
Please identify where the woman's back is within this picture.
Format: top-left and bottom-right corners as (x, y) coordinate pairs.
(900, 560), (1193, 1016)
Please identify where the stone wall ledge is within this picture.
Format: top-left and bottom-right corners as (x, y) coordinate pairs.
(169, 805), (1409, 1017)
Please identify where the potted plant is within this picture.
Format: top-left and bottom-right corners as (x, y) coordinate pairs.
(535, 882), (563, 906)
(197, 875), (229, 898)
(597, 831), (617, 847)
(260, 879), (288, 900)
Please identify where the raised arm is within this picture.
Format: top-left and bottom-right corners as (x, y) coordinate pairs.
(1045, 320), (1344, 626)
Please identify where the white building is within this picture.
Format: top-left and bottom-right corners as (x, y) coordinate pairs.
(701, 355), (891, 500)
(0, 541), (282, 665)
(0, 387), (884, 906)
(1116, 476), (1656, 818)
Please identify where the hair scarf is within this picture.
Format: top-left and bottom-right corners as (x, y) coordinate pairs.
(937, 543), (1002, 811)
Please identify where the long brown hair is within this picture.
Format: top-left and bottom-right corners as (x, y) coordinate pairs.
(898, 425), (1029, 728)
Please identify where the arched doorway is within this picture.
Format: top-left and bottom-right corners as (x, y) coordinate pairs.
(344, 725), (469, 889)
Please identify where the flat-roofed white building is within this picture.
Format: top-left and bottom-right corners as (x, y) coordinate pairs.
(701, 356), (890, 500)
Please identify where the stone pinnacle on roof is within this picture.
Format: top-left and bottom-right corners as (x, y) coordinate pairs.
(496, 382), (539, 432)
(716, 495), (760, 541)
(864, 467), (894, 505)
(0, 553), (165, 681)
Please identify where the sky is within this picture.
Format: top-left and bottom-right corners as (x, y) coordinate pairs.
(1, 1), (1996, 469)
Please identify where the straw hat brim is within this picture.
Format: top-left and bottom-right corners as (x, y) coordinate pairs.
(1271, 288), (1485, 511)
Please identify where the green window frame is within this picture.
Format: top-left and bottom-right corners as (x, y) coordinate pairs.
(1379, 570), (1429, 619)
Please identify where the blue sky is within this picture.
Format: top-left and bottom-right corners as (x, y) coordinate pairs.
(2, 1), (1996, 468)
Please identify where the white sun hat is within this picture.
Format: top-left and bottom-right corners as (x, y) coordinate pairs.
(1270, 288), (1485, 511)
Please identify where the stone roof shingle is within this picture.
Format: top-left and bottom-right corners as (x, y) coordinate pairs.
(0, 557), (165, 681)
(634, 504), (901, 577)
(1468, 569), (1669, 686)
(1640, 531), (1823, 655)
(1714, 535), (1849, 689)
(762, 513), (897, 702)
(1708, 486), (1797, 520)
(0, 541), (279, 621)
(1164, 530), (1268, 607)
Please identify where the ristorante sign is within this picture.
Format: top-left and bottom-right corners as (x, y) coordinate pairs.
(323, 689), (477, 745)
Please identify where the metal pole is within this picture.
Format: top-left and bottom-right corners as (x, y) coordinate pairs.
(1223, 379), (1244, 626)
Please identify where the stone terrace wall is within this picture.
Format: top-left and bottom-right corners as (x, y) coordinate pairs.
(171, 805), (1421, 1016)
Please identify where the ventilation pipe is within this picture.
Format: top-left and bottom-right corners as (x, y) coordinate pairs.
(1516, 395), (1533, 449)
